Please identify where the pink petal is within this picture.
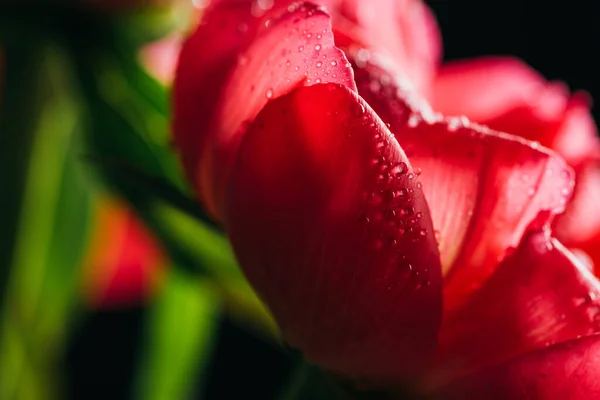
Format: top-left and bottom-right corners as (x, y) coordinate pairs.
(554, 162), (600, 268)
(430, 57), (547, 122)
(225, 83), (442, 383)
(349, 52), (574, 311)
(550, 93), (600, 167)
(139, 34), (183, 84)
(430, 57), (600, 167)
(431, 231), (600, 387)
(173, 1), (355, 219)
(434, 334), (600, 400)
(332, 0), (441, 94)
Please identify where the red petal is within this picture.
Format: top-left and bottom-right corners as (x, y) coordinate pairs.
(434, 334), (600, 400)
(225, 83), (442, 383)
(332, 0), (441, 94)
(431, 57), (600, 167)
(430, 57), (548, 122)
(431, 231), (600, 387)
(173, 1), (355, 218)
(350, 54), (574, 311)
(83, 199), (164, 309)
(551, 93), (600, 167)
(554, 162), (600, 269)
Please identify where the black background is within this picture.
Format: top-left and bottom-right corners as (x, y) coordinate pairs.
(430, 0), (600, 121)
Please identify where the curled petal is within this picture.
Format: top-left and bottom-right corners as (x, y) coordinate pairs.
(350, 54), (574, 311)
(173, 1), (355, 218)
(226, 83), (442, 383)
(434, 334), (600, 400)
(431, 231), (600, 386)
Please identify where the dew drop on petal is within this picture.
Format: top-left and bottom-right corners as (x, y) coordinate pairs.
(351, 102), (366, 118)
(265, 88), (274, 99)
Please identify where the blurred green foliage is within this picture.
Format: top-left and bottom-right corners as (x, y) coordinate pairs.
(0, 2), (350, 399)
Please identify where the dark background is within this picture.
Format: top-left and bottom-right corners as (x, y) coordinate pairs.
(65, 1), (600, 399)
(430, 0), (600, 121)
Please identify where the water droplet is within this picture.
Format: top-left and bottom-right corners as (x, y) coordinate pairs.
(416, 182), (422, 189)
(298, 45), (304, 52)
(285, 60), (291, 67)
(294, 66), (300, 71)
(351, 103), (366, 118)
(398, 188), (408, 197)
(414, 167), (422, 176)
(419, 229), (427, 236)
(330, 60), (338, 67)
(316, 61), (323, 67)
(383, 190), (396, 201)
(315, 78), (321, 83)
(359, 214), (370, 225)
(314, 44), (322, 51)
(265, 88), (274, 99)
(306, 32), (312, 39)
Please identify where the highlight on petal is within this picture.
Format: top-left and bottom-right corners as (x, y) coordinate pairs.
(349, 52), (575, 312)
(433, 333), (600, 400)
(173, 1), (355, 219)
(430, 230), (600, 388)
(225, 83), (442, 383)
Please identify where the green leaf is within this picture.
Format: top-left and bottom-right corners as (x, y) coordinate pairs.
(134, 270), (219, 400)
(65, 30), (279, 338)
(0, 41), (93, 400)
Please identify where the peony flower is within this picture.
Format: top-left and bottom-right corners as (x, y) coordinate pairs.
(81, 196), (165, 309)
(172, 0), (600, 397)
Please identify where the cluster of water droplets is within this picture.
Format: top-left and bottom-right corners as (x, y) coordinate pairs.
(347, 104), (431, 293)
